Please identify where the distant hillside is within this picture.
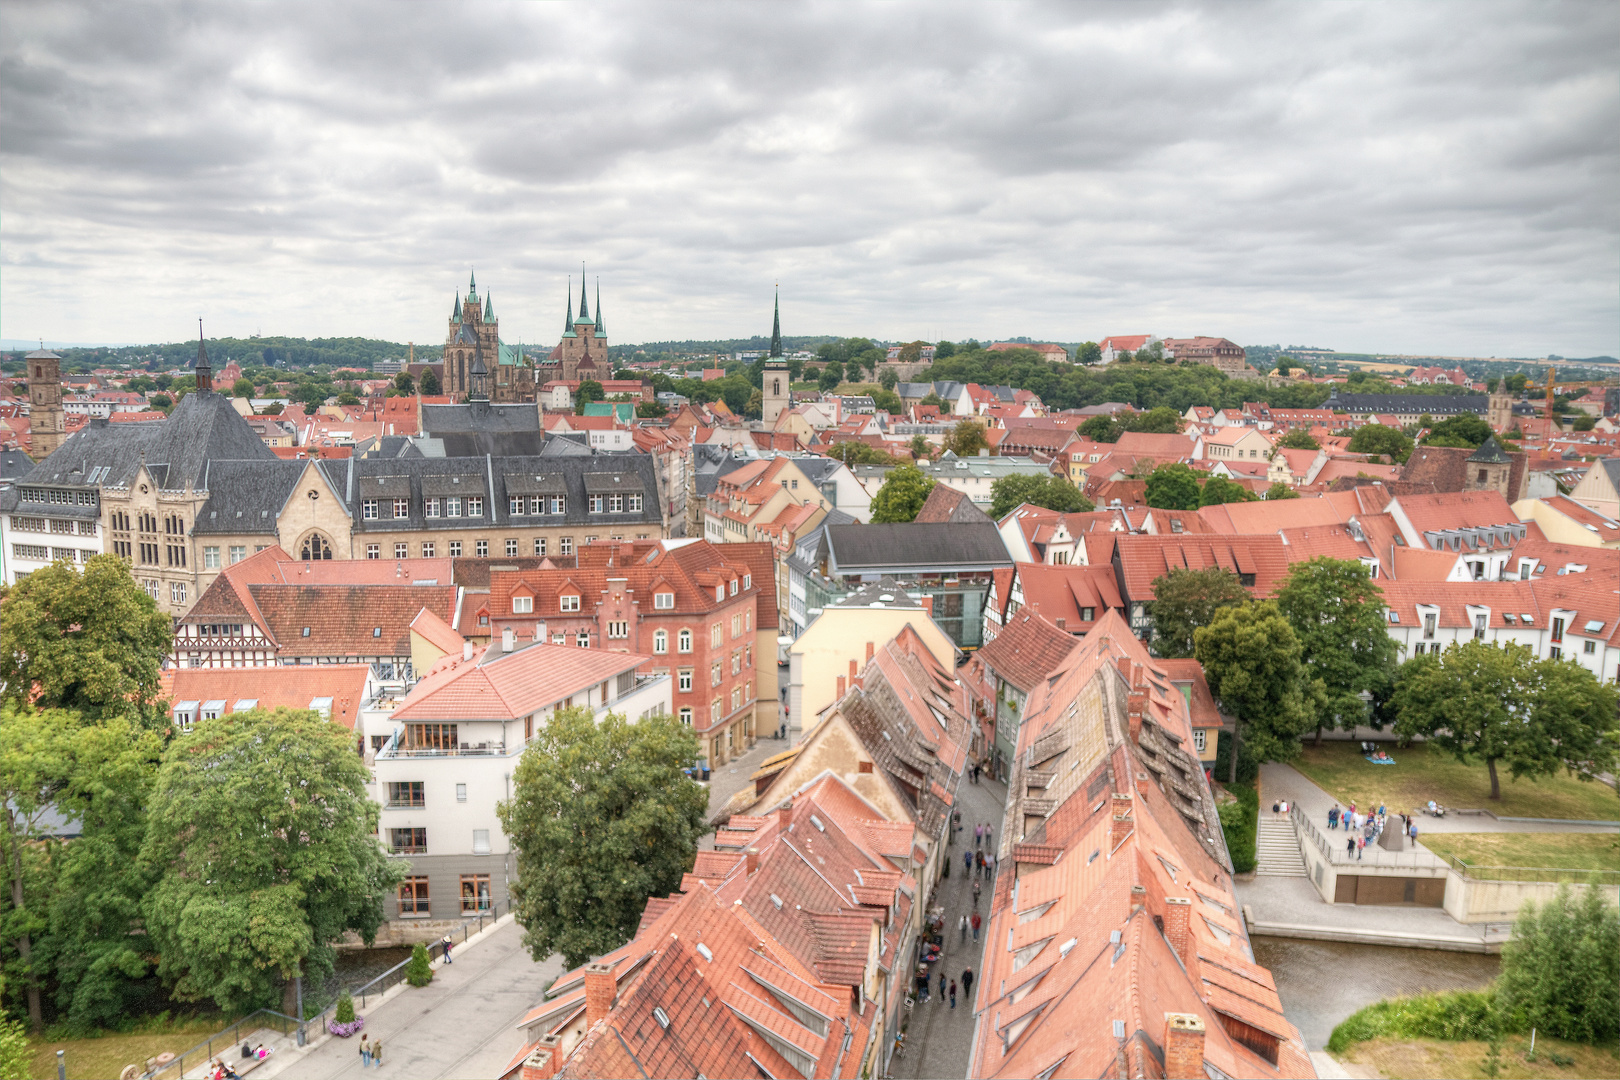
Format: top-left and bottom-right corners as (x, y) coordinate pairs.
(1, 336), (441, 373)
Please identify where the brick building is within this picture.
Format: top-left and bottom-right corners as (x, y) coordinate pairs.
(485, 539), (777, 766)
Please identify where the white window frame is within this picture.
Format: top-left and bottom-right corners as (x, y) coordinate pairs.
(513, 595), (533, 614)
(653, 630), (668, 653)
(560, 595), (581, 613)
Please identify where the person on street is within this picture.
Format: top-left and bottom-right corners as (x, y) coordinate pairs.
(962, 967), (974, 1001)
(949, 979), (957, 1009)
(938, 971), (946, 1002)
(372, 1039), (382, 1067)
(985, 852), (996, 879)
(971, 911), (981, 941)
(959, 914), (968, 941)
(974, 823), (982, 848)
(360, 1035), (372, 1068)
(442, 935), (453, 964)
(963, 849), (973, 875)
(972, 879), (981, 909)
(1328, 805), (1339, 830)
(1346, 835), (1355, 858)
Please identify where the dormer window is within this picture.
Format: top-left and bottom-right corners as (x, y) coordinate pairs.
(513, 595), (533, 614)
(560, 594), (581, 613)
(730, 579), (738, 596)
(654, 591), (674, 610)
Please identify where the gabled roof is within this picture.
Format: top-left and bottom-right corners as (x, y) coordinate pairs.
(248, 584), (457, 658)
(825, 522), (1011, 573)
(394, 640), (648, 722)
(977, 609), (1082, 691)
(161, 665), (374, 729)
(1106, 534), (1291, 602)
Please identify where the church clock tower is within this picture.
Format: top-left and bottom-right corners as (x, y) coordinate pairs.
(761, 289), (790, 427)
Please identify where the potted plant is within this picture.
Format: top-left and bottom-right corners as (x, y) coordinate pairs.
(405, 941), (434, 987)
(327, 992), (364, 1037)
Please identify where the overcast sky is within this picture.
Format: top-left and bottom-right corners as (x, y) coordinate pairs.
(2, 2), (1616, 356)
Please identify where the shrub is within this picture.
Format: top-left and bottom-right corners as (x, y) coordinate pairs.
(1327, 989), (1500, 1053)
(334, 991), (355, 1025)
(1218, 784), (1258, 874)
(405, 942), (434, 987)
(1497, 883), (1619, 1043)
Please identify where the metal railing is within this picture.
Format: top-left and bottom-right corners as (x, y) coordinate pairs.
(1288, 804), (1447, 871)
(152, 899), (512, 1079)
(1447, 858), (1620, 885)
(378, 742), (510, 759)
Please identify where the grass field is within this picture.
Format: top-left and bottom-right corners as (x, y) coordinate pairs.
(1419, 832), (1620, 874)
(28, 1016), (236, 1080)
(1340, 1033), (1620, 1079)
(1292, 742), (1620, 822)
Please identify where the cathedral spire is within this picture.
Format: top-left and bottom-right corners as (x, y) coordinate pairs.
(468, 269), (477, 298)
(194, 318), (212, 393)
(485, 292), (494, 320)
(563, 278), (574, 336)
(770, 287), (782, 358)
(594, 278), (603, 334)
(578, 263), (590, 320)
(453, 293), (462, 320)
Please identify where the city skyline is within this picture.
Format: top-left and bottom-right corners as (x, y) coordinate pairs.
(2, 2), (1616, 355)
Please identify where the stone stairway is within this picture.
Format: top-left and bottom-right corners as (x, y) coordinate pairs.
(1255, 813), (1308, 877)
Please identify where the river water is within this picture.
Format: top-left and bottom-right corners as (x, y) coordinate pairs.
(1252, 939), (1500, 1049)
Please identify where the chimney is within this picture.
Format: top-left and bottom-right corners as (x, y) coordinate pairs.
(1111, 792), (1134, 849)
(502, 627), (515, 652)
(1163, 1013), (1207, 1080)
(1162, 896), (1194, 971)
(849, 658), (858, 684)
(584, 962), (615, 1027)
(521, 1034), (563, 1080)
(1130, 884), (1146, 915)
(865, 641), (875, 665)
(919, 595), (934, 618)
(745, 846), (760, 876)
(463, 640), (475, 661)
(1055, 617), (1066, 631)
(778, 800), (794, 832)
(836, 675), (846, 698)
(1127, 688), (1147, 745)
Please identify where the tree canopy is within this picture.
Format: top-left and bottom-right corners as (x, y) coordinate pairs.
(1420, 413), (1493, 449)
(1195, 602), (1313, 775)
(141, 708), (399, 1014)
(1144, 463), (1203, 510)
(1275, 558), (1400, 740)
(1274, 429), (1320, 451)
(1078, 415), (1123, 443)
(1498, 884), (1619, 1043)
(1264, 482), (1300, 500)
(826, 441), (897, 466)
(0, 555), (173, 726)
(498, 707), (708, 970)
(941, 420), (990, 457)
(419, 368), (441, 395)
(989, 474), (1095, 519)
(1198, 475), (1255, 506)
(1148, 566), (1251, 659)
(1346, 423), (1414, 463)
(1392, 642), (1619, 799)
(870, 464), (937, 523)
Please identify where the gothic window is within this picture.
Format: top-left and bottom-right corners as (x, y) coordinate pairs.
(772, 379), (780, 395)
(301, 533), (333, 560)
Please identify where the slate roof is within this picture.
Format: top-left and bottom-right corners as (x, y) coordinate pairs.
(824, 522), (1011, 574)
(1326, 391), (1487, 415)
(4, 391), (275, 505)
(192, 459), (308, 535)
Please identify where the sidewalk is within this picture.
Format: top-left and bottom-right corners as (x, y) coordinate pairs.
(887, 771), (1008, 1080)
(255, 915), (562, 1080)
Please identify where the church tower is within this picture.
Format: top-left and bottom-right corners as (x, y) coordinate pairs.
(549, 270), (609, 383)
(761, 289), (790, 427)
(442, 271), (531, 403)
(1487, 385), (1514, 432)
(25, 347), (66, 458)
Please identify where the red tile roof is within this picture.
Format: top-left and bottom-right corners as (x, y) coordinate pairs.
(249, 584), (457, 658)
(161, 665), (374, 729)
(976, 609), (1082, 691)
(1106, 534), (1291, 604)
(394, 641), (649, 722)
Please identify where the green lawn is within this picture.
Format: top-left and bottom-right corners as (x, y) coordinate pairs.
(1419, 832), (1620, 874)
(1342, 1033), (1620, 1080)
(29, 1017), (236, 1080)
(1292, 741), (1620, 822)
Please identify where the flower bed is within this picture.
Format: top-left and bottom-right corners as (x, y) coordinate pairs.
(327, 1015), (365, 1038)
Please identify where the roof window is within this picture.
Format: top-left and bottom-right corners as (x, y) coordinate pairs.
(1520, 614), (1535, 624)
(1503, 614), (1516, 624)
(302, 627), (311, 637)
(695, 943), (713, 962)
(1585, 620), (1605, 633)
(373, 627), (382, 638)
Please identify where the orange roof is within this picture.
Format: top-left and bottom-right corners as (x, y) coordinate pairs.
(394, 640), (649, 722)
(162, 665), (373, 729)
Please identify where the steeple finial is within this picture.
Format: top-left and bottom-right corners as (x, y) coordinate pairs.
(595, 278), (603, 334)
(770, 287), (782, 358)
(194, 318), (212, 393)
(578, 263), (590, 320)
(469, 268), (477, 296)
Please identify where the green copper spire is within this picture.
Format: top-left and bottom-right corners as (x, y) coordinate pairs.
(453, 293), (462, 320)
(562, 278), (576, 338)
(577, 263), (591, 321)
(485, 292), (494, 320)
(469, 269), (477, 298)
(770, 288), (782, 358)
(594, 279), (603, 334)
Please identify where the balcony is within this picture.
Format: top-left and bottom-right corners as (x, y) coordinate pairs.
(377, 741), (510, 760)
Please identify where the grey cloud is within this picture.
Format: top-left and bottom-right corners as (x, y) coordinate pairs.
(1, 0), (1615, 355)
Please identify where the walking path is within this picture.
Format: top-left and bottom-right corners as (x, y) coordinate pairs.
(887, 772), (1009, 1080)
(253, 916), (562, 1080)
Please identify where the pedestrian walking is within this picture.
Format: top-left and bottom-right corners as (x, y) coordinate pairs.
(441, 935), (453, 964)
(971, 911), (981, 941)
(963, 849), (973, 875)
(1409, 821), (1418, 842)
(1346, 835), (1355, 858)
(959, 914), (968, 942)
(949, 979), (957, 1009)
(962, 967), (974, 1000)
(938, 971), (946, 1002)
(985, 852), (996, 878)
(976, 850), (985, 878)
(1356, 835), (1365, 861)
(359, 1035), (372, 1068)
(972, 879), (982, 909)
(1328, 805), (1339, 830)
(371, 1040), (382, 1068)
(975, 823), (983, 849)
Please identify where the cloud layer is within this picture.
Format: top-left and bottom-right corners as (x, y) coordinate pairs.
(2, 1), (1616, 355)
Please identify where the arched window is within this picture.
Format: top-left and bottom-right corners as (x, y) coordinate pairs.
(677, 629), (692, 653)
(653, 630), (668, 654)
(301, 533), (333, 560)
(772, 379), (780, 396)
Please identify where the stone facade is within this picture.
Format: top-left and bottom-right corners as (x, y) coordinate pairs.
(443, 273), (534, 404)
(25, 349), (66, 458)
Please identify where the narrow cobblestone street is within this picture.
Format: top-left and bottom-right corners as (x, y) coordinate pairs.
(887, 770), (1009, 1080)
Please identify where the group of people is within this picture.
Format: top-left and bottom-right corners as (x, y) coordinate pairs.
(916, 964), (975, 1010)
(358, 1034), (384, 1067)
(1327, 800), (1418, 858)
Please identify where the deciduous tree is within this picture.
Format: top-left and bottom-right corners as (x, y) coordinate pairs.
(1198, 476), (1254, 506)
(1274, 429), (1320, 450)
(1498, 884), (1619, 1043)
(989, 474), (1094, 520)
(419, 368), (441, 395)
(1123, 406), (1183, 434)
(1078, 414), (1123, 443)
(1264, 482), (1300, 500)
(1194, 602), (1312, 778)
(142, 708), (398, 1014)
(0, 555), (173, 726)
(1420, 413), (1492, 449)
(1275, 558), (1400, 743)
(1148, 566), (1251, 660)
(942, 419), (990, 457)
(1347, 423), (1414, 463)
(870, 464), (937, 523)
(1144, 464), (1202, 510)
(1074, 341), (1102, 365)
(498, 708), (708, 969)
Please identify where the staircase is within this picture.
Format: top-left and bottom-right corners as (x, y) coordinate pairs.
(1255, 813), (1308, 877)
